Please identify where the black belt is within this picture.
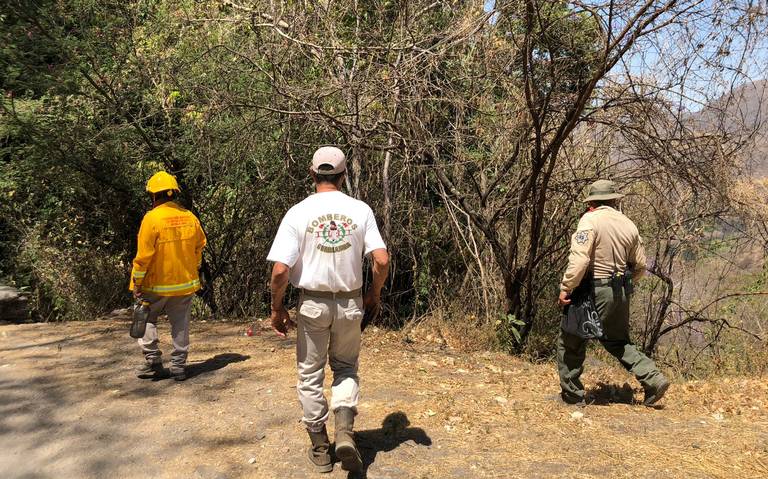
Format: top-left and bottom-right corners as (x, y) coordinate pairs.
(301, 288), (362, 300)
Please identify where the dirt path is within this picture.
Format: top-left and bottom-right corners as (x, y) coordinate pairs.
(0, 320), (766, 479)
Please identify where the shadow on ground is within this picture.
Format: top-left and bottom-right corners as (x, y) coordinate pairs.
(347, 411), (432, 479)
(145, 352), (251, 381)
(0, 329), (112, 352)
(0, 330), (152, 477)
(0, 325), (254, 478)
(586, 381), (636, 405)
(187, 352), (250, 379)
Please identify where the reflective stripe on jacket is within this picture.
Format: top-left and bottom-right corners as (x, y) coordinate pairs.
(129, 202), (207, 297)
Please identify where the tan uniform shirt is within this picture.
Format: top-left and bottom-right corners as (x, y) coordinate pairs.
(560, 206), (647, 293)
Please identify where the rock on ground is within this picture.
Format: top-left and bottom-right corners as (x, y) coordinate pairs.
(0, 285), (29, 323)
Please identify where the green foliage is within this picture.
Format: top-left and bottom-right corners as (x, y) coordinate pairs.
(0, 0), (607, 327)
(498, 0), (602, 97)
(495, 313), (526, 349)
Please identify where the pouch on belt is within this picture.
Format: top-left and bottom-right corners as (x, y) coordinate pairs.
(561, 277), (604, 339)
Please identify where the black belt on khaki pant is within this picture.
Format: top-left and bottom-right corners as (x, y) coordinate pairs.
(301, 288), (362, 300)
(592, 278), (613, 286)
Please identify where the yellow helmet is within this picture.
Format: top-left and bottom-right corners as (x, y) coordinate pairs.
(146, 171), (180, 194)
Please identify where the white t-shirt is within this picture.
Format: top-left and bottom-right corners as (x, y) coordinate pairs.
(267, 191), (387, 292)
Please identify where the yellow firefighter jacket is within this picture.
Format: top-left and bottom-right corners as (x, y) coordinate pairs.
(129, 202), (207, 296)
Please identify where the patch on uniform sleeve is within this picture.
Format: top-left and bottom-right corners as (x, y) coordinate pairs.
(574, 230), (590, 245)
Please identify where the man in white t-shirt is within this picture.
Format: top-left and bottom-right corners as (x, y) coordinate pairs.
(267, 146), (389, 474)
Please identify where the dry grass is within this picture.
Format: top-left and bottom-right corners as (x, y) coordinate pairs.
(0, 319), (766, 479)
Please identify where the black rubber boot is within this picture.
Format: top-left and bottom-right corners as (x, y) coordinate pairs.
(334, 407), (362, 473)
(136, 360), (166, 379)
(307, 426), (333, 473)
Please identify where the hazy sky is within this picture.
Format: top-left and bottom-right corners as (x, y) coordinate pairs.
(482, 0), (768, 111)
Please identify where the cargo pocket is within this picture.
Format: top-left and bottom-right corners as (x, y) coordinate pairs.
(299, 303), (323, 320)
(343, 307), (363, 323)
(298, 302), (328, 331)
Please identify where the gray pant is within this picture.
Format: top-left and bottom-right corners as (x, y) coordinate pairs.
(138, 293), (193, 370)
(296, 294), (363, 432)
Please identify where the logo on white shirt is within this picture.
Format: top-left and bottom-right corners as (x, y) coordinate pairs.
(305, 213), (358, 253)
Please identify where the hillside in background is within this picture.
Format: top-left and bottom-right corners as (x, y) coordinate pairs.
(694, 79), (768, 178)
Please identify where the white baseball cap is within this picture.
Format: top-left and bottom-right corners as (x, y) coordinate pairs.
(311, 146), (346, 174)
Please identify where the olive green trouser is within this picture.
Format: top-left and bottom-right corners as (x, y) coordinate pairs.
(557, 284), (664, 401)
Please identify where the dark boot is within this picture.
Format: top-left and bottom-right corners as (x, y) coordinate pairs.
(307, 426), (333, 473)
(643, 376), (670, 406)
(334, 407), (362, 472)
(136, 360), (166, 379)
(169, 365), (187, 382)
(560, 392), (586, 407)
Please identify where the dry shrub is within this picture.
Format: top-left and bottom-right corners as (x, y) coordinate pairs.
(18, 229), (126, 321)
(400, 309), (499, 353)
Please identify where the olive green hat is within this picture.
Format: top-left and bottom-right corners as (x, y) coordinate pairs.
(583, 179), (625, 203)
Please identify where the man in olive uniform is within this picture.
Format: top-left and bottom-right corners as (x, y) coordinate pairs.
(557, 180), (670, 406)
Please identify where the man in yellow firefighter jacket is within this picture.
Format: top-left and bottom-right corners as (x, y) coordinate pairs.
(130, 172), (206, 381)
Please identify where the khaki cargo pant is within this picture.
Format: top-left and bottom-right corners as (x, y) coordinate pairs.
(296, 293), (364, 432)
(557, 284), (665, 401)
(138, 293), (193, 370)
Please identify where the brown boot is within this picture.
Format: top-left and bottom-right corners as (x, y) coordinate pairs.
(334, 407), (362, 472)
(135, 360), (167, 379)
(307, 426), (333, 473)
